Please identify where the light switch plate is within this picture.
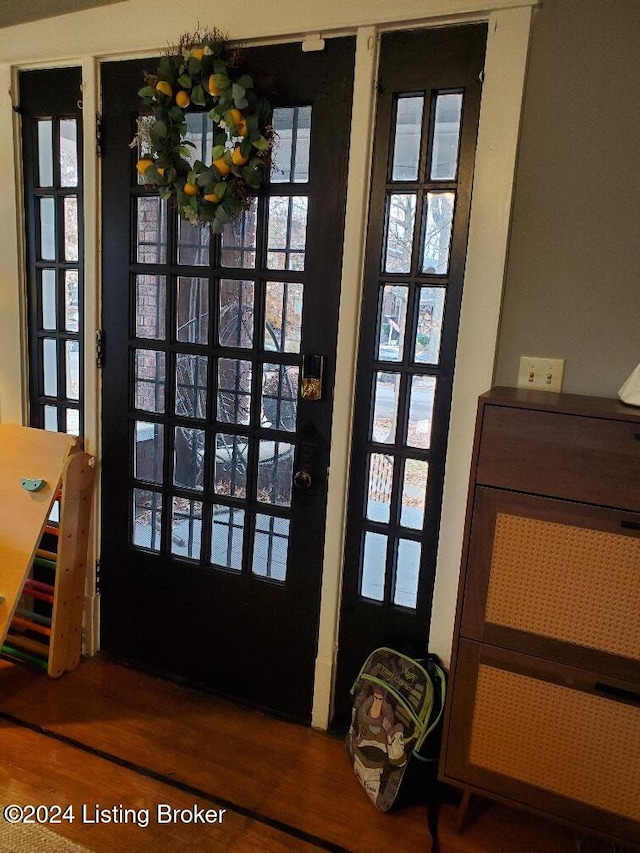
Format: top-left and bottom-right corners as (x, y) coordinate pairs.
(517, 356), (565, 392)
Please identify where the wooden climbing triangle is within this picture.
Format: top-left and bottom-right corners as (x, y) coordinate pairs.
(0, 424), (95, 676)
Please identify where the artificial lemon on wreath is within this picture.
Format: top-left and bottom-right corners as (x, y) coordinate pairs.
(183, 182), (199, 196)
(212, 156), (231, 176)
(175, 90), (190, 108)
(136, 158), (154, 175)
(204, 192), (220, 204)
(155, 80), (172, 97)
(232, 147), (249, 166)
(225, 108), (247, 137)
(207, 75), (222, 97)
(226, 108), (243, 123)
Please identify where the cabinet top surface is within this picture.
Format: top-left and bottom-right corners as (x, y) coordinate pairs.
(483, 387), (640, 423)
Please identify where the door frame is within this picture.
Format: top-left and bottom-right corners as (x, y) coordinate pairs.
(0, 1), (538, 729)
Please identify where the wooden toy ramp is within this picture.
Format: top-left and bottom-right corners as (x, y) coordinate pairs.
(0, 424), (95, 676)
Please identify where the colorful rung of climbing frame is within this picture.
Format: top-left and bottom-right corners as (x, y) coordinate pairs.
(1, 539), (58, 671)
(0, 425), (95, 677)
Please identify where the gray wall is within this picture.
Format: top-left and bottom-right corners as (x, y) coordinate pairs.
(493, 0), (640, 398)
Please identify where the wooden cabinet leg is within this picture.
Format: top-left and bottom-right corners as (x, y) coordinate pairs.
(456, 787), (472, 834)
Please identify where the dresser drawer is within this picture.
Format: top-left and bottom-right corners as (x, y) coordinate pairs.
(460, 487), (640, 681)
(444, 641), (640, 845)
(476, 404), (640, 510)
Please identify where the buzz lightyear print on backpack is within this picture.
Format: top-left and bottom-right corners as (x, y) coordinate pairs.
(346, 647), (446, 812)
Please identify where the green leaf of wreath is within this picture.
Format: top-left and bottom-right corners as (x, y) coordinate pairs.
(158, 56), (172, 80)
(196, 167), (215, 187)
(190, 84), (206, 106)
(252, 135), (271, 151)
(177, 74), (192, 89)
(151, 120), (167, 140)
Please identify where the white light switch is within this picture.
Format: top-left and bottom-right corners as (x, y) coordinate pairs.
(517, 356), (565, 392)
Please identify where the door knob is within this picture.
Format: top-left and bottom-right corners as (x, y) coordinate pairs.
(294, 468), (313, 491)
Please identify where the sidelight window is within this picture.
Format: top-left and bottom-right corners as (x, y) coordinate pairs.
(21, 69), (84, 434)
(354, 88), (466, 611)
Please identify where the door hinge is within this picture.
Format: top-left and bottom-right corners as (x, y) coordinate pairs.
(95, 559), (101, 594)
(96, 113), (103, 158)
(96, 329), (105, 369)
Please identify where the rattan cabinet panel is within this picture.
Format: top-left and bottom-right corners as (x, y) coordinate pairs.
(441, 388), (640, 848)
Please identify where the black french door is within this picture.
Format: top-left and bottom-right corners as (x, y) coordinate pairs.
(335, 26), (487, 723)
(100, 39), (354, 722)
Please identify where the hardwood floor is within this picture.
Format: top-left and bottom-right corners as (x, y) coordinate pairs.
(0, 656), (622, 852)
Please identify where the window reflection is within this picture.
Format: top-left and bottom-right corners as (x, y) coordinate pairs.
(137, 197), (167, 264)
(37, 120), (53, 187)
(60, 119), (78, 187)
(366, 453), (394, 523)
(430, 93), (463, 180)
(219, 280), (254, 348)
(377, 285), (407, 362)
(176, 277), (209, 344)
(406, 375), (436, 449)
(271, 106), (311, 183)
(372, 372), (400, 444)
(252, 514), (289, 581)
(422, 192), (454, 275)
(391, 96), (424, 181)
(384, 193), (416, 273)
(267, 196), (308, 270)
(414, 287), (445, 365)
(135, 275), (166, 340)
(264, 282), (303, 353)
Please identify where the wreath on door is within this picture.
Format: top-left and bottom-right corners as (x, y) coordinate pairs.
(132, 28), (274, 231)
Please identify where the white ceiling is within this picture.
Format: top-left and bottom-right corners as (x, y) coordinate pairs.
(0, 0), (126, 29)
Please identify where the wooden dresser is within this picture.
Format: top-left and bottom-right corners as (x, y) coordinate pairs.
(440, 387), (640, 847)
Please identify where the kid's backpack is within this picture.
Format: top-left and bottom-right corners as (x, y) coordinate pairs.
(346, 647), (446, 815)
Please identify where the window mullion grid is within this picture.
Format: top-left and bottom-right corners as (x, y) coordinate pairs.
(358, 99), (437, 605)
(52, 117), (61, 189)
(284, 191), (295, 271)
(239, 191), (270, 576)
(384, 440), (406, 606)
(170, 354), (206, 560)
(422, 89), (437, 181)
(51, 194), (69, 415)
(289, 108), (300, 181)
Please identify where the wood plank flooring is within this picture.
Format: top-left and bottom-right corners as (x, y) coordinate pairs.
(0, 656), (617, 852)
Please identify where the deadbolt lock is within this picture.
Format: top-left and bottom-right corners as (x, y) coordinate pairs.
(301, 354), (324, 401)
